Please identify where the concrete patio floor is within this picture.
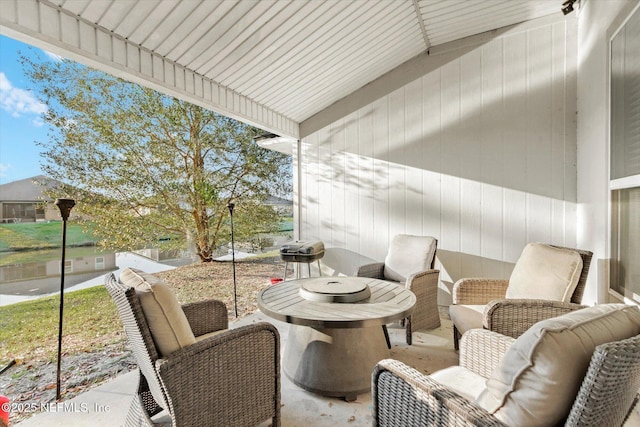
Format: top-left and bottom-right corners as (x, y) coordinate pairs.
(15, 309), (640, 427)
(16, 310), (459, 427)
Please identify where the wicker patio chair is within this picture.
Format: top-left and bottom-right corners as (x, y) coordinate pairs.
(449, 243), (593, 349)
(105, 272), (281, 427)
(356, 234), (440, 345)
(373, 304), (640, 427)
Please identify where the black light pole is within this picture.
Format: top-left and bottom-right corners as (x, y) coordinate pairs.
(55, 198), (75, 401)
(227, 203), (238, 318)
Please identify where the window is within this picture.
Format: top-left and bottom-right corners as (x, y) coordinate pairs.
(60, 260), (73, 274)
(2, 203), (38, 221)
(610, 188), (640, 300)
(95, 257), (105, 270)
(610, 4), (640, 302)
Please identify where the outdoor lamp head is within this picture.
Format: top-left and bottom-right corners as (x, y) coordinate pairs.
(561, 0), (575, 15)
(55, 198), (76, 221)
(227, 202), (235, 214)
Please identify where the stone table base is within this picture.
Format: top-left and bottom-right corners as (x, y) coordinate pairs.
(283, 324), (389, 401)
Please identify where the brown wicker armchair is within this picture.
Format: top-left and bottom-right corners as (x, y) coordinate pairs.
(105, 272), (281, 427)
(449, 243), (593, 349)
(356, 234), (440, 345)
(373, 304), (640, 427)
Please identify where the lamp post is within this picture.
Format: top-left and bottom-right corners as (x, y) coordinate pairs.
(227, 203), (238, 318)
(55, 198), (75, 401)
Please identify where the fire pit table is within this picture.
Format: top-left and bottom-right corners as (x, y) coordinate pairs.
(257, 276), (415, 401)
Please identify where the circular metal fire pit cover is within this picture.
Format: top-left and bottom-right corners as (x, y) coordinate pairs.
(299, 278), (372, 303)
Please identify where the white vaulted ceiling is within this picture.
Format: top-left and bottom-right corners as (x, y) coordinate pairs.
(0, 0), (563, 138)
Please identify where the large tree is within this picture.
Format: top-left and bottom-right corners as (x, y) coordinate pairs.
(22, 52), (292, 262)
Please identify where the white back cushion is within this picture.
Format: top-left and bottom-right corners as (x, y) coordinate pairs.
(476, 304), (640, 426)
(506, 243), (582, 302)
(120, 268), (196, 356)
(383, 235), (437, 282)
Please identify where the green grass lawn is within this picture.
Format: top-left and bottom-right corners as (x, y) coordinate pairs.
(279, 217), (293, 232)
(0, 221), (95, 251)
(0, 246), (112, 266)
(0, 286), (124, 364)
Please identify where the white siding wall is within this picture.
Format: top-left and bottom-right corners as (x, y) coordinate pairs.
(577, 0), (636, 305)
(299, 16), (578, 304)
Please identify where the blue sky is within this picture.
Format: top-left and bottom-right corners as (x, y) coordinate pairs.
(0, 34), (60, 185)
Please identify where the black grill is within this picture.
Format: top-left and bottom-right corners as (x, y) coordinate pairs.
(279, 241), (325, 263)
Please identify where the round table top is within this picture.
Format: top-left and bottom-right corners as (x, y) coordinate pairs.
(257, 276), (416, 328)
(299, 277), (372, 303)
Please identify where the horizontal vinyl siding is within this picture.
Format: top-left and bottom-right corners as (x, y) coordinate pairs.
(298, 18), (577, 304)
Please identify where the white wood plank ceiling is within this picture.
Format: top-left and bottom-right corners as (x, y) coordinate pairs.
(1, 0), (563, 134)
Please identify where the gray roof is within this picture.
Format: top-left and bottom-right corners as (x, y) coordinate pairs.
(0, 175), (61, 202)
(264, 196), (293, 206)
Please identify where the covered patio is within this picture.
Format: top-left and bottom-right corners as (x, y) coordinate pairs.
(2, 0), (639, 425)
(1, 0), (634, 307)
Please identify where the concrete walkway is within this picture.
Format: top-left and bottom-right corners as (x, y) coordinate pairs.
(1, 250), (256, 307)
(15, 313), (460, 427)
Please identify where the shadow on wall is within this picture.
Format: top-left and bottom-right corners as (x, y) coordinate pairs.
(319, 247), (377, 277)
(301, 17), (578, 203)
(318, 247), (517, 307)
(436, 249), (516, 305)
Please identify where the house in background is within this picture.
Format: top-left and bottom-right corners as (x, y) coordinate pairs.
(0, 175), (63, 223)
(0, 250), (117, 291)
(264, 195), (294, 217)
(0, 0), (638, 307)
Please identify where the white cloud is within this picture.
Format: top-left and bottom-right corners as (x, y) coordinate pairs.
(43, 50), (63, 62)
(0, 72), (47, 118)
(0, 163), (11, 177)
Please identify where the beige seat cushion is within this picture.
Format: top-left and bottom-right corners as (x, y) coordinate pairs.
(431, 366), (487, 402)
(120, 267), (196, 356)
(505, 243), (582, 302)
(384, 235), (436, 282)
(476, 304), (640, 426)
(448, 304), (484, 336)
